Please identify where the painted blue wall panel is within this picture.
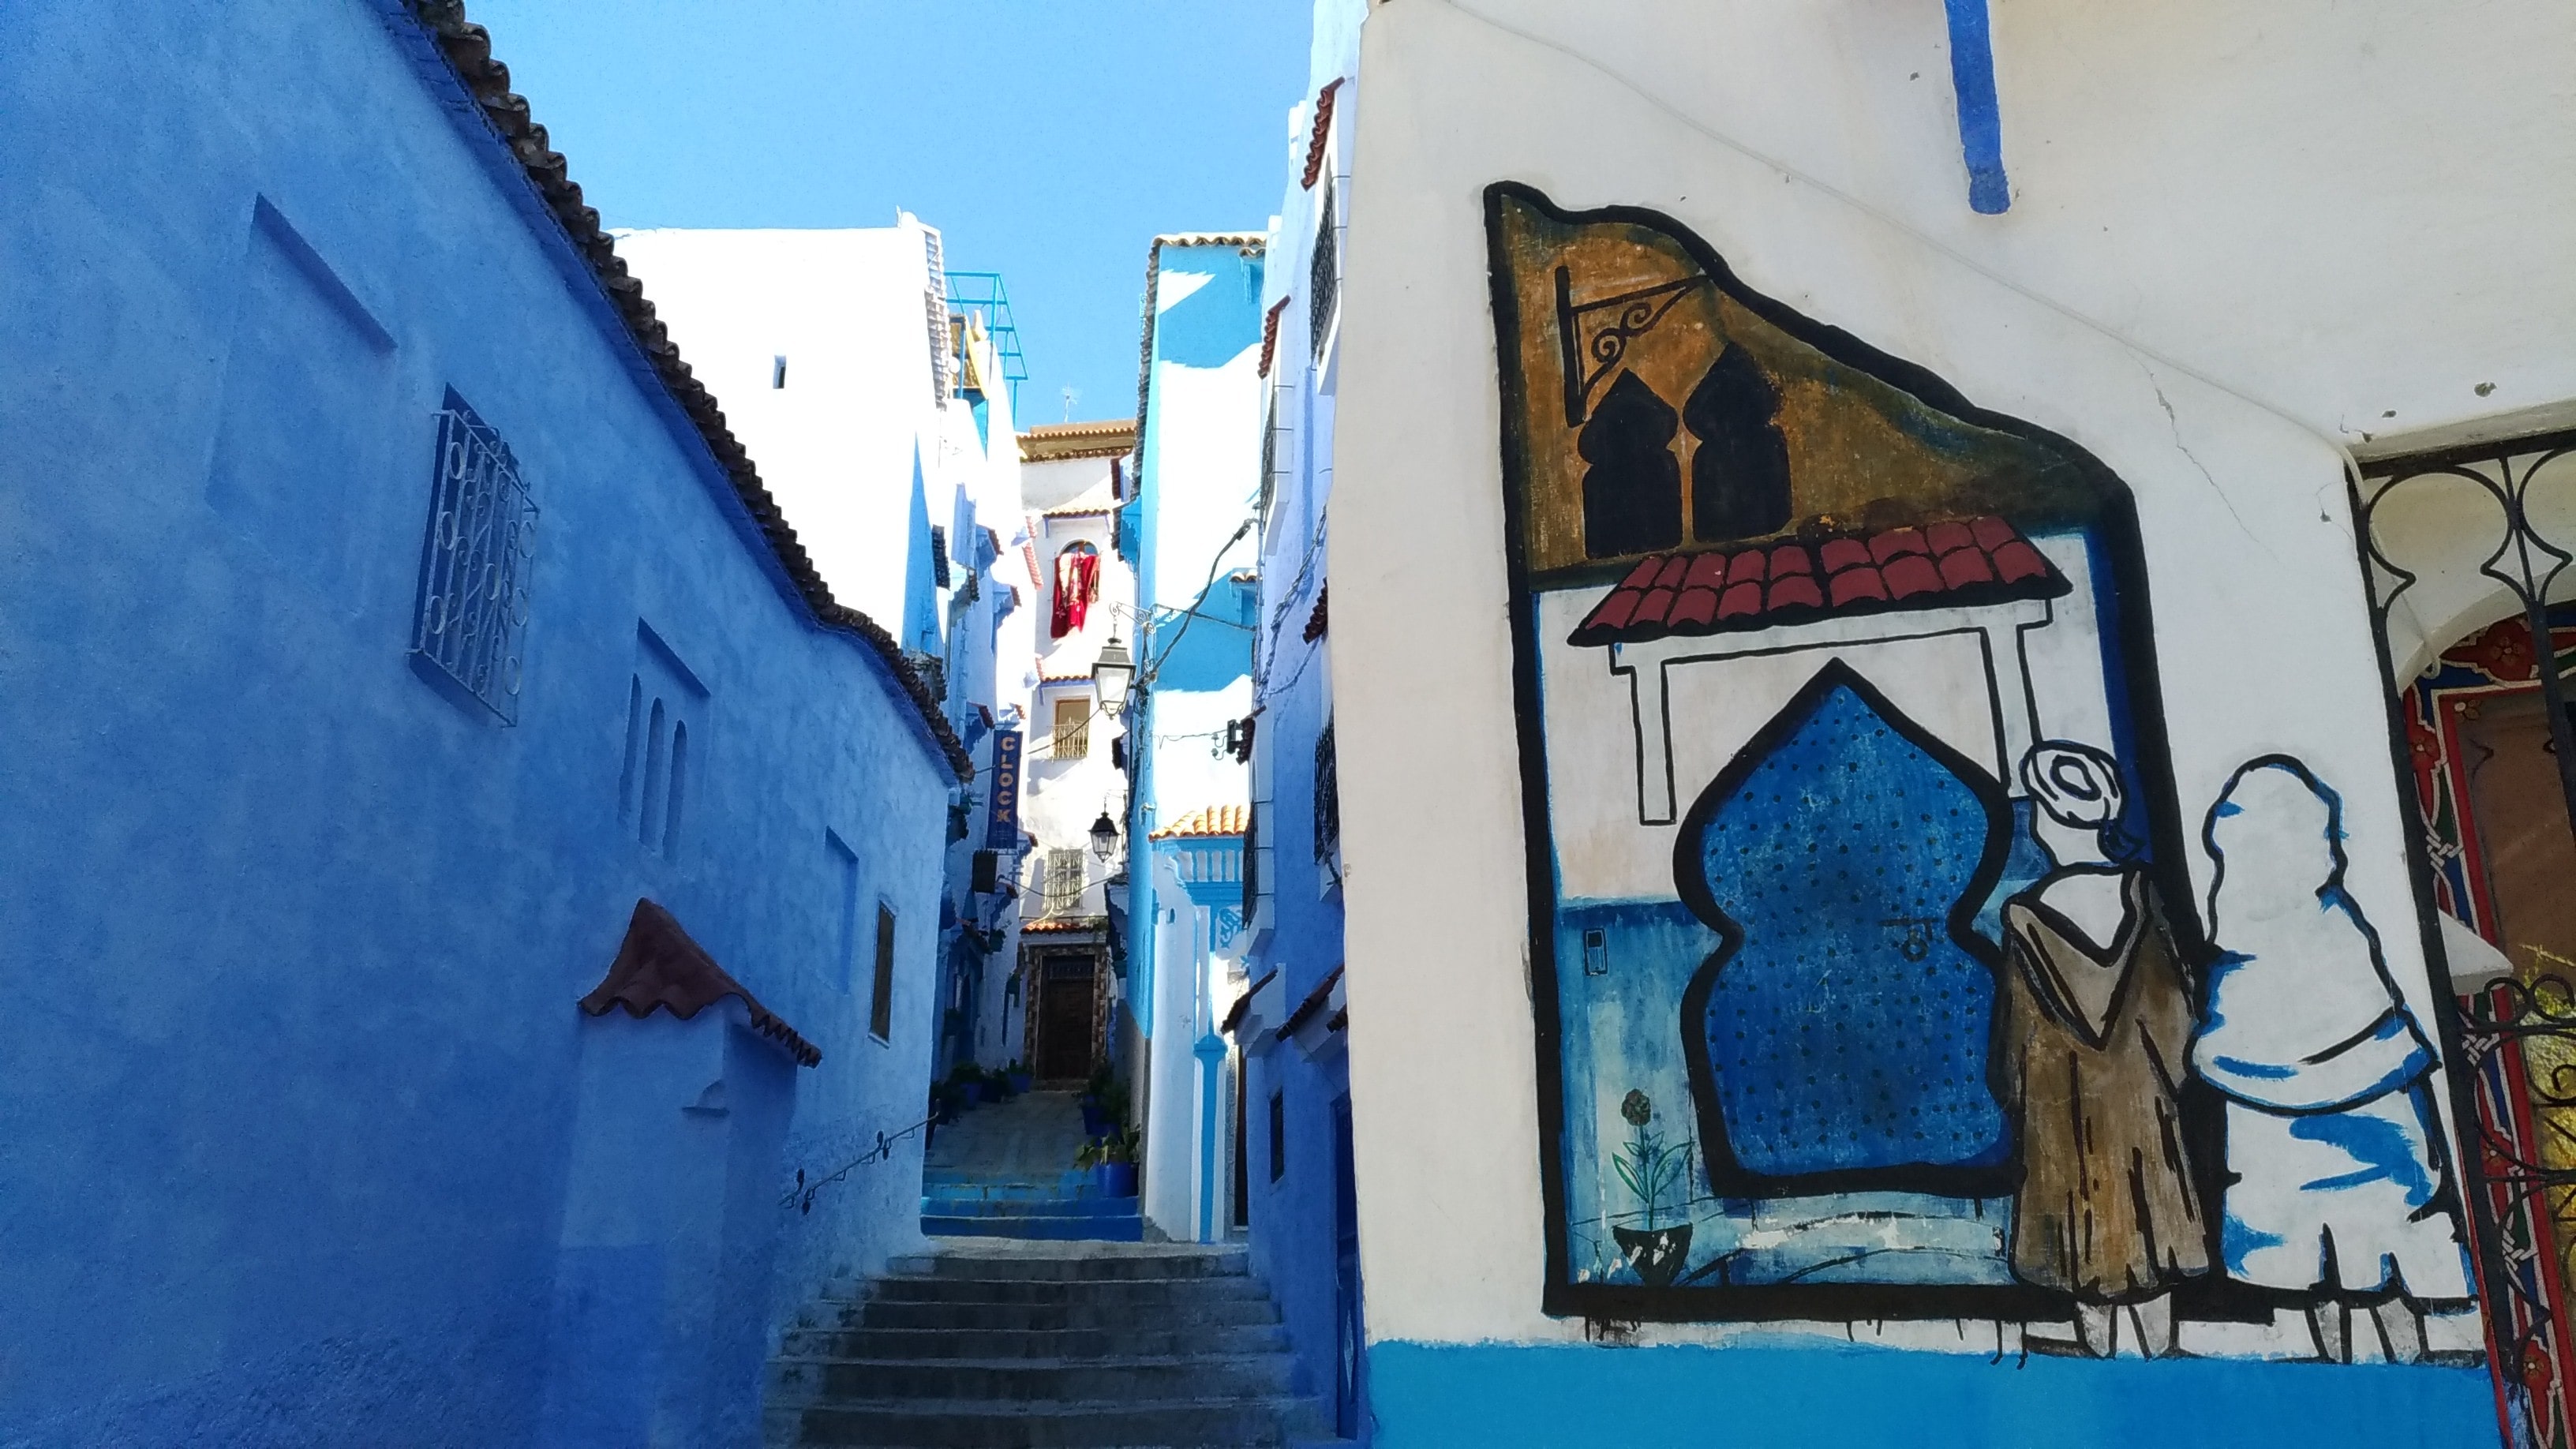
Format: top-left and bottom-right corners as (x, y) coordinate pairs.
(1368, 1342), (2498, 1449)
(0, 0), (954, 1443)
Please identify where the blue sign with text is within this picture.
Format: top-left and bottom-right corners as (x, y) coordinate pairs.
(984, 728), (1023, 850)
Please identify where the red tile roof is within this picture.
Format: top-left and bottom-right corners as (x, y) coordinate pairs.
(1150, 804), (1249, 841)
(1567, 517), (2065, 648)
(1256, 296), (1290, 379)
(1020, 916), (1103, 935)
(579, 899), (819, 1066)
(1301, 80), (1344, 189)
(1301, 585), (1328, 643)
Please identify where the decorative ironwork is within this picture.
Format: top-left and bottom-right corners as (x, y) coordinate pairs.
(2358, 432), (2576, 838)
(1310, 182), (1339, 362)
(410, 391), (537, 722)
(2354, 432), (2576, 1449)
(1553, 266), (1714, 426)
(782, 1113), (940, 1214)
(2455, 976), (2576, 1448)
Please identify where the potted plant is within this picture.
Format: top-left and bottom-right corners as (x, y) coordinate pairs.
(1075, 1129), (1140, 1198)
(1609, 1089), (1694, 1287)
(1006, 1059), (1033, 1095)
(944, 1062), (988, 1111)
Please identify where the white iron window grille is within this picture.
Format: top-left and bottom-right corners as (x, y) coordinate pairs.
(410, 390), (537, 722)
(923, 227), (952, 404)
(1043, 848), (1085, 916)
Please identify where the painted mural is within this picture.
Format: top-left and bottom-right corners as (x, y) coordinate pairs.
(1485, 184), (2482, 1359)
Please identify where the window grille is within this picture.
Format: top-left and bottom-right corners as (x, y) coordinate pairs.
(1052, 697), (1091, 759)
(1314, 722), (1341, 862)
(1270, 1089), (1287, 1182)
(868, 904), (897, 1041)
(411, 390), (537, 722)
(1043, 848), (1086, 916)
(1309, 184), (1338, 361)
(923, 228), (952, 404)
(930, 525), (952, 589)
(1241, 802), (1261, 918)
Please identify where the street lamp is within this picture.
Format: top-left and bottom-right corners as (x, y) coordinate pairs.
(1088, 810), (1121, 863)
(1091, 634), (1135, 714)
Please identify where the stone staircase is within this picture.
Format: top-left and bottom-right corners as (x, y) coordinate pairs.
(765, 1240), (1326, 1447)
(919, 1090), (1140, 1243)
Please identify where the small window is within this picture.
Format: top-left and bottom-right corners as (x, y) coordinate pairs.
(411, 389), (537, 721)
(1314, 721), (1341, 862)
(1270, 1090), (1287, 1182)
(829, 832), (860, 992)
(1052, 696), (1091, 759)
(771, 354), (787, 389)
(868, 904), (897, 1042)
(1043, 848), (1086, 916)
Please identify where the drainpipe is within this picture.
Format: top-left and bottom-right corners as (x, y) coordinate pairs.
(1194, 1028), (1226, 1241)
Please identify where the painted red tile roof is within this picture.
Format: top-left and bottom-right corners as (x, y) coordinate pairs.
(1567, 517), (2067, 648)
(579, 899), (819, 1066)
(1020, 916), (1103, 934)
(1301, 80), (1343, 189)
(1150, 804), (1249, 841)
(1256, 296), (1290, 379)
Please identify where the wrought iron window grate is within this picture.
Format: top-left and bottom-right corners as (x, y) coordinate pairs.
(1313, 721), (1340, 862)
(411, 391), (537, 722)
(1309, 184), (1339, 362)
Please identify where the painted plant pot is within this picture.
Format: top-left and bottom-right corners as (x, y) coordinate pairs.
(1080, 1100), (1109, 1139)
(1092, 1161), (1137, 1197)
(1009, 1070), (1032, 1094)
(1612, 1223), (1694, 1288)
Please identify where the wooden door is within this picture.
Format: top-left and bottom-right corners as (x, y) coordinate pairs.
(1035, 954), (1095, 1083)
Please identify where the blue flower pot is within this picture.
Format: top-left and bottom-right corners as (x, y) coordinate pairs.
(1092, 1161), (1136, 1197)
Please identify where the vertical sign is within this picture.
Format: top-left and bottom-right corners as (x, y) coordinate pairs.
(984, 728), (1023, 850)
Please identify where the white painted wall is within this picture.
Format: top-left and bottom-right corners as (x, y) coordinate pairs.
(616, 223), (1013, 634)
(1330, 0), (2572, 1349)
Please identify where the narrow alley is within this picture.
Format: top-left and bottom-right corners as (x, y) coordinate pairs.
(2, 1), (2571, 1447)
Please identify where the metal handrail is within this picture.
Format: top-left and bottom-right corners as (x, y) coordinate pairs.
(781, 1113), (940, 1214)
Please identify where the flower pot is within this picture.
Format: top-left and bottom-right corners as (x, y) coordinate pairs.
(1092, 1161), (1136, 1197)
(1008, 1071), (1032, 1094)
(1080, 1101), (1109, 1140)
(1612, 1223), (1694, 1288)
(978, 1080), (1002, 1103)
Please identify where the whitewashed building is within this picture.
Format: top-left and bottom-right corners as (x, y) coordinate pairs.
(1324, 5), (2576, 1447)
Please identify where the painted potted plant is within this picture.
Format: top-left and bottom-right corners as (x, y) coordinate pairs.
(1610, 1089), (1694, 1287)
(1006, 1058), (1033, 1095)
(1074, 1129), (1139, 1198)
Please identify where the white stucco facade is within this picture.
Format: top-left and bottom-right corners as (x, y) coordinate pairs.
(1327, 0), (2573, 1389)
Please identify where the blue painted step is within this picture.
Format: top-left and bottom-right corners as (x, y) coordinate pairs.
(920, 1194), (1138, 1219)
(920, 1212), (1144, 1241)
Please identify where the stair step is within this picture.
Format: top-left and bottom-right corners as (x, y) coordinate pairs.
(836, 1296), (1282, 1333)
(792, 1395), (1310, 1447)
(776, 1351), (1294, 1404)
(782, 1323), (1290, 1361)
(919, 1214), (1144, 1241)
(919, 1194), (1140, 1218)
(889, 1246), (1245, 1281)
(867, 1275), (1262, 1306)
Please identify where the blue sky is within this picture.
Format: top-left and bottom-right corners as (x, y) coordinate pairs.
(474, 0), (1312, 429)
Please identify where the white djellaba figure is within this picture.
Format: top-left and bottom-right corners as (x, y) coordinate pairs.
(2192, 756), (2474, 1363)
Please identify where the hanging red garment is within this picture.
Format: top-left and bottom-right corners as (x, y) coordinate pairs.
(1051, 546), (1100, 638)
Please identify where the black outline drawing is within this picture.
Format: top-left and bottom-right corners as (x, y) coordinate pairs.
(1672, 659), (2019, 1200)
(1485, 182), (2211, 1324)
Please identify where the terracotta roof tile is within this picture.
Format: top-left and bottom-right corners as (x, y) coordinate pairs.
(1301, 80), (1344, 190)
(402, 1), (968, 781)
(1301, 585), (1329, 642)
(1149, 804), (1249, 841)
(1018, 420), (1136, 463)
(579, 900), (818, 1066)
(1567, 517), (2069, 647)
(1020, 916), (1103, 934)
(1256, 297), (1290, 379)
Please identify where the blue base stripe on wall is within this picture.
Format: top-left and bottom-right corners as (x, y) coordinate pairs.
(1366, 1341), (2498, 1449)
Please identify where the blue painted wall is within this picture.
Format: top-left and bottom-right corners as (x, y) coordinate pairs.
(1234, 3), (1369, 1431)
(1366, 1342), (2498, 1449)
(0, 1), (954, 1442)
